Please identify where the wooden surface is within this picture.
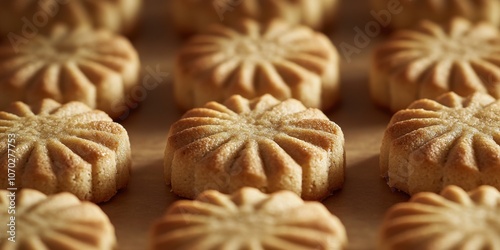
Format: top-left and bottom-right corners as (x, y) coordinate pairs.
(101, 1), (410, 249)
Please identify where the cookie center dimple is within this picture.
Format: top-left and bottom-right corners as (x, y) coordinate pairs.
(220, 209), (274, 235)
(18, 116), (65, 140)
(443, 105), (499, 134)
(438, 39), (487, 60)
(37, 41), (81, 63)
(461, 206), (500, 233)
(236, 115), (278, 139)
(233, 38), (283, 60)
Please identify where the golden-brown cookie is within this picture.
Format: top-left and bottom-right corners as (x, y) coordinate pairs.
(0, 0), (142, 37)
(379, 185), (500, 250)
(174, 18), (340, 111)
(0, 99), (131, 203)
(170, 0), (338, 34)
(164, 94), (345, 201)
(150, 187), (347, 250)
(380, 92), (500, 195)
(371, 0), (500, 30)
(0, 25), (140, 119)
(0, 189), (116, 250)
(371, 18), (500, 112)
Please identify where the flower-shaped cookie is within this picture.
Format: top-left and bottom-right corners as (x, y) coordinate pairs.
(0, 0), (142, 36)
(174, 18), (340, 110)
(164, 94), (345, 200)
(151, 187), (348, 250)
(0, 25), (140, 118)
(0, 189), (116, 250)
(371, 18), (500, 112)
(0, 99), (131, 203)
(379, 185), (500, 250)
(171, 0), (338, 34)
(380, 92), (500, 195)
(371, 0), (500, 30)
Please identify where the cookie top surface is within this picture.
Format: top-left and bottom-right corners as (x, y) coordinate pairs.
(0, 99), (131, 203)
(0, 25), (140, 118)
(0, 189), (116, 250)
(165, 94), (345, 200)
(372, 18), (500, 111)
(175, 18), (339, 110)
(151, 187), (347, 250)
(379, 185), (500, 250)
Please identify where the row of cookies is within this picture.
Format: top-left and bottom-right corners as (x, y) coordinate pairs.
(3, 183), (498, 249)
(371, 2), (500, 248)
(369, 5), (500, 195)
(165, 4), (350, 243)
(0, 1), (144, 249)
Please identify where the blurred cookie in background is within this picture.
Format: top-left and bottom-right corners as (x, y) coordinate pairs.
(174, 18), (340, 111)
(370, 18), (500, 112)
(0, 0), (142, 39)
(151, 187), (348, 250)
(0, 25), (140, 119)
(0, 189), (117, 249)
(169, 0), (339, 36)
(370, 0), (500, 31)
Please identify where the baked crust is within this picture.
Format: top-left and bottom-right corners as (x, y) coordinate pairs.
(0, 25), (140, 119)
(151, 187), (347, 250)
(379, 185), (500, 250)
(174, 18), (340, 111)
(371, 18), (500, 112)
(164, 94), (345, 200)
(380, 92), (500, 195)
(0, 99), (131, 203)
(0, 189), (116, 250)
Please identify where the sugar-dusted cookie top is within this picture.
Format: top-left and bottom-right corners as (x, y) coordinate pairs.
(0, 25), (140, 118)
(164, 94), (345, 200)
(381, 92), (500, 195)
(379, 185), (500, 250)
(151, 187), (347, 250)
(0, 99), (131, 203)
(174, 18), (340, 111)
(0, 189), (116, 250)
(371, 18), (500, 112)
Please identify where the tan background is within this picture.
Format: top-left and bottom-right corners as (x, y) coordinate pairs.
(100, 1), (410, 249)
